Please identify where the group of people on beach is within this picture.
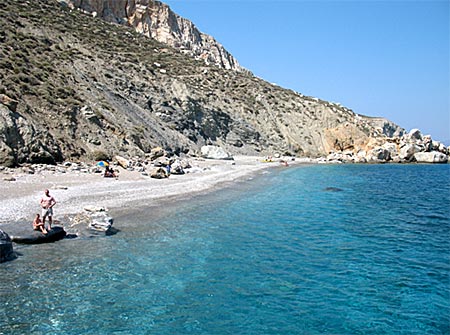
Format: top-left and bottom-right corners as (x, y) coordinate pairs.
(103, 165), (117, 178)
(32, 189), (56, 235)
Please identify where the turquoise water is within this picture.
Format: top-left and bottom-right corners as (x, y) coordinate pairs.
(1, 164), (449, 334)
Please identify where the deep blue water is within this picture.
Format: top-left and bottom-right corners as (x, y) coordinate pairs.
(1, 164), (449, 334)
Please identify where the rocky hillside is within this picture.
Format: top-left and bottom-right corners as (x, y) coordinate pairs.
(60, 0), (243, 71)
(0, 0), (446, 167)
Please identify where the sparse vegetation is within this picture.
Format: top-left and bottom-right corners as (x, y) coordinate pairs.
(0, 0), (389, 167)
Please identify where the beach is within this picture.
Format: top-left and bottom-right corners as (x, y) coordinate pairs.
(0, 156), (289, 227)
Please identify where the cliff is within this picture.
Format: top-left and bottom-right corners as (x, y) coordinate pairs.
(60, 0), (243, 71)
(1, 0), (446, 167)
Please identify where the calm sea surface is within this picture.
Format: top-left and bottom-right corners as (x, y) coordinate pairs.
(1, 164), (449, 334)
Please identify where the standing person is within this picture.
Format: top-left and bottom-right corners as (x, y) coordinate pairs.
(40, 189), (56, 230)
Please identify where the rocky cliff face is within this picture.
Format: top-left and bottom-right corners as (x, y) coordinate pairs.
(60, 0), (243, 71)
(0, 0), (446, 167)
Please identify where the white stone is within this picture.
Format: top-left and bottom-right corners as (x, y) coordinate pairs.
(367, 147), (390, 162)
(408, 128), (422, 140)
(414, 151), (448, 163)
(200, 145), (233, 160)
(400, 144), (421, 160)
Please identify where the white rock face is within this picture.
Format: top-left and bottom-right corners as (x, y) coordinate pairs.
(414, 151), (448, 163)
(367, 147), (391, 162)
(408, 128), (422, 140)
(201, 145), (233, 160)
(399, 144), (422, 161)
(62, 0), (243, 72)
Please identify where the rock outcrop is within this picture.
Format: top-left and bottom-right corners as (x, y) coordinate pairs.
(10, 226), (67, 244)
(0, 230), (15, 263)
(326, 129), (449, 163)
(60, 0), (243, 71)
(67, 207), (115, 237)
(414, 151), (448, 164)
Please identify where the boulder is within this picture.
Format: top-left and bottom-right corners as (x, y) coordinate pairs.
(180, 159), (192, 169)
(0, 230), (15, 263)
(67, 211), (115, 237)
(10, 226), (66, 244)
(200, 145), (233, 160)
(89, 212), (114, 233)
(146, 147), (165, 161)
(150, 167), (169, 179)
(152, 156), (172, 167)
(367, 147), (391, 162)
(170, 159), (185, 175)
(382, 142), (398, 157)
(408, 128), (422, 141)
(414, 151), (448, 163)
(114, 155), (129, 169)
(399, 144), (422, 161)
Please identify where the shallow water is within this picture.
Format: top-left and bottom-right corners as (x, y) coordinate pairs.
(1, 164), (449, 334)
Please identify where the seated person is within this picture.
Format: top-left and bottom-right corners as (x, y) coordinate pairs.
(104, 166), (117, 178)
(32, 214), (48, 234)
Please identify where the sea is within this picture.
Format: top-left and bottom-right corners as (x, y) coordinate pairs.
(1, 164), (449, 335)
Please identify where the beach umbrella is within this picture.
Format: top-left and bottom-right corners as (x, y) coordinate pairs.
(96, 161), (109, 167)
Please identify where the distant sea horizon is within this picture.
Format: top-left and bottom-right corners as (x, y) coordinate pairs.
(1, 164), (449, 334)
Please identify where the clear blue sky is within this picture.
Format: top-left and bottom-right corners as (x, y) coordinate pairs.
(163, 0), (449, 144)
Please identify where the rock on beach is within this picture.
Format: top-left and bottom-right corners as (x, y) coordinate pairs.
(0, 229), (15, 263)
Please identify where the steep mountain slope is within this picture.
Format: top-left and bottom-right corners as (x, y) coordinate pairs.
(61, 0), (243, 71)
(0, 0), (403, 167)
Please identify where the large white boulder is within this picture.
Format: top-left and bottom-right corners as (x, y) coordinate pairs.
(366, 147), (391, 162)
(414, 151), (448, 163)
(200, 145), (233, 160)
(399, 144), (422, 160)
(408, 128), (423, 140)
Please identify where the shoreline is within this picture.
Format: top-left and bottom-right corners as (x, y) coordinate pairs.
(0, 156), (298, 228)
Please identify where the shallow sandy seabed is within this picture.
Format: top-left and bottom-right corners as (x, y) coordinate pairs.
(0, 156), (298, 227)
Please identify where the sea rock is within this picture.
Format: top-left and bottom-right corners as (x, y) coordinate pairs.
(0, 229), (15, 263)
(201, 145), (233, 160)
(89, 212), (114, 232)
(366, 147), (391, 162)
(399, 144), (422, 161)
(10, 226), (67, 244)
(67, 211), (115, 236)
(324, 187), (343, 192)
(414, 151), (448, 163)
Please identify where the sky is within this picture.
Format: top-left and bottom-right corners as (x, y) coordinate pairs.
(163, 0), (449, 144)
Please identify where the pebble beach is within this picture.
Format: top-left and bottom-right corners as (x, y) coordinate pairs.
(0, 156), (289, 227)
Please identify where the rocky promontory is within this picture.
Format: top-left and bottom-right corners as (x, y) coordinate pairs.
(325, 128), (449, 164)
